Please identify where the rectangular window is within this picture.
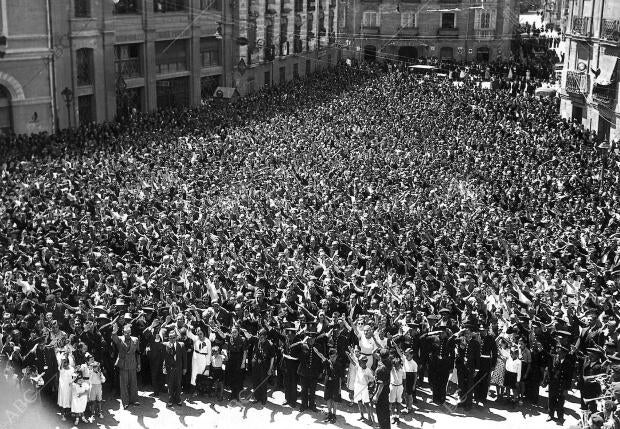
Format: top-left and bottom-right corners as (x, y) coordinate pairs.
(155, 40), (188, 74)
(115, 44), (142, 78)
(293, 63), (299, 78)
(279, 66), (286, 83)
(154, 0), (186, 13)
(75, 0), (91, 18)
(401, 12), (415, 28)
(76, 49), (94, 86)
(200, 38), (221, 67)
(306, 59), (311, 75)
(362, 11), (379, 28)
(441, 12), (455, 29)
(156, 77), (189, 109)
(200, 75), (220, 100)
(480, 12), (490, 29)
(475, 9), (496, 30)
(113, 0), (140, 14)
(78, 95), (94, 126)
(201, 0), (222, 10)
(247, 78), (255, 94)
(264, 71), (271, 86)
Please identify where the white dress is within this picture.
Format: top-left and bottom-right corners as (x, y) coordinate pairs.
(57, 368), (74, 408)
(187, 331), (212, 385)
(353, 364), (374, 403)
(71, 381), (90, 413)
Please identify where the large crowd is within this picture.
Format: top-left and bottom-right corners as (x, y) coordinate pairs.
(0, 57), (619, 429)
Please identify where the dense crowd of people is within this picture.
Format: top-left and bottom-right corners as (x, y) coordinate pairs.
(1, 57), (619, 429)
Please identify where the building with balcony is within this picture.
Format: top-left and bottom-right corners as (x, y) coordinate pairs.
(559, 0), (620, 142)
(339, 0), (519, 65)
(541, 0), (570, 32)
(0, 0), (340, 134)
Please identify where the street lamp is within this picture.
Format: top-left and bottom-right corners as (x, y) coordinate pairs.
(61, 86), (73, 129)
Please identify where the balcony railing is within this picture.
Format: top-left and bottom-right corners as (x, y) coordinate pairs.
(601, 19), (620, 42)
(475, 29), (494, 40)
(566, 71), (590, 95)
(592, 83), (617, 106)
(572, 16), (591, 37)
(400, 27), (419, 36)
(115, 58), (142, 78)
(438, 27), (459, 36)
(361, 25), (380, 35)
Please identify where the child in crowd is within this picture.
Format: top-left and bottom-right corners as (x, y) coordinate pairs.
(323, 348), (344, 423)
(390, 357), (406, 424)
(87, 359), (106, 419)
(347, 348), (375, 425)
(71, 371), (90, 425)
(504, 347), (522, 407)
(210, 345), (226, 401)
(401, 347), (418, 413)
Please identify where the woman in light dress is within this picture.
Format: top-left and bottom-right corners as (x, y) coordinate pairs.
(57, 358), (73, 421)
(354, 323), (376, 370)
(490, 336), (510, 400)
(187, 325), (213, 390)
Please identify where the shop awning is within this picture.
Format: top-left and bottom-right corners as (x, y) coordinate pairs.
(595, 55), (618, 86)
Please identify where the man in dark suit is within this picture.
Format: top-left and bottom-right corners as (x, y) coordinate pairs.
(545, 344), (576, 424)
(111, 323), (141, 409)
(164, 330), (187, 407)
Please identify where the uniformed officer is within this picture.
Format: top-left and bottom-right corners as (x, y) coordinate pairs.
(428, 327), (455, 405)
(455, 324), (480, 411)
(474, 324), (498, 405)
(545, 344), (575, 424)
(292, 326), (325, 412)
(282, 326), (301, 406)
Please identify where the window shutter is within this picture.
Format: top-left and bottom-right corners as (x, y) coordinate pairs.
(474, 10), (481, 30)
(376, 11), (380, 27)
(490, 9), (497, 30)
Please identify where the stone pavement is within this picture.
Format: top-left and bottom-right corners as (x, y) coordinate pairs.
(13, 382), (584, 429)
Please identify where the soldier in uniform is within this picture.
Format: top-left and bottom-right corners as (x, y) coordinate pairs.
(474, 324), (498, 405)
(544, 344), (576, 424)
(292, 326), (325, 412)
(249, 328), (276, 405)
(455, 324), (480, 411)
(281, 326), (301, 406)
(428, 327), (455, 405)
